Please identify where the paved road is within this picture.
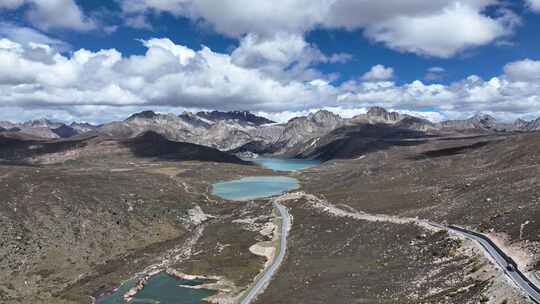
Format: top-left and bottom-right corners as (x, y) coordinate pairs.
(238, 196), (540, 304)
(447, 226), (540, 303)
(240, 201), (290, 304)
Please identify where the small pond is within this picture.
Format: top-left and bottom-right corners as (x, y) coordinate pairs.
(97, 272), (215, 304)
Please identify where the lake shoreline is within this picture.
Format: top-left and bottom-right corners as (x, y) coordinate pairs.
(95, 158), (321, 304)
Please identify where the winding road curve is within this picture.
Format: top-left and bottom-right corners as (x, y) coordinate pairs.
(291, 191), (540, 303)
(239, 201), (290, 304)
(446, 225), (540, 304)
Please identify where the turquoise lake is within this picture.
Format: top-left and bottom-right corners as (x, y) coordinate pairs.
(97, 158), (316, 303)
(97, 272), (215, 304)
(247, 157), (321, 172)
(211, 176), (299, 201)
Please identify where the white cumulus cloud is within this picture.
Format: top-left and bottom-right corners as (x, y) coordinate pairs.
(0, 22), (71, 52)
(504, 59), (540, 82)
(231, 33), (349, 82)
(119, 0), (519, 58)
(0, 0), (96, 31)
(361, 65), (394, 81)
(361, 3), (517, 58)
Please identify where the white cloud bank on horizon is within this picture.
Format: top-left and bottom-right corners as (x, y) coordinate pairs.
(0, 36), (540, 124)
(120, 0), (519, 58)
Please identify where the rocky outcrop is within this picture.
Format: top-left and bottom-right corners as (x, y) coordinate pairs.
(440, 114), (493, 131)
(21, 118), (63, 129)
(395, 116), (437, 132)
(126, 110), (160, 120)
(351, 107), (436, 132)
(196, 110), (275, 126)
(268, 110), (345, 153)
(69, 122), (98, 133)
(513, 117), (540, 131)
(0, 121), (17, 130)
(51, 125), (79, 138)
(353, 106), (402, 124)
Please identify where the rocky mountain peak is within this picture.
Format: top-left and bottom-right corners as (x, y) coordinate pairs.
(51, 124), (78, 138)
(308, 110), (342, 123)
(68, 122), (97, 135)
(366, 106), (401, 122)
(22, 118), (59, 128)
(514, 118), (528, 126)
(471, 114), (497, 129)
(178, 111), (197, 119)
(472, 113), (496, 123)
(70, 122), (94, 128)
(126, 110), (158, 121)
(529, 118), (540, 131)
(366, 106), (388, 116)
(440, 113), (503, 131)
(513, 117), (540, 131)
(351, 106), (402, 125)
(196, 110), (275, 126)
(0, 121), (17, 129)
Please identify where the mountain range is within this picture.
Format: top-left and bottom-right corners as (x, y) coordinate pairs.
(1, 107), (539, 160)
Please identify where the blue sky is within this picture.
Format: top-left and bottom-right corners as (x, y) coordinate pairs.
(0, 0), (540, 123)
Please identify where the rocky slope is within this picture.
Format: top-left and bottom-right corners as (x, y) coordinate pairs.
(273, 110), (345, 149)
(0, 131), (246, 165)
(292, 123), (427, 161)
(439, 114), (509, 132)
(98, 111), (259, 151)
(0, 155), (268, 304)
(279, 108), (540, 159)
(0, 128), (277, 304)
(294, 131), (540, 303)
(96, 110), (345, 153)
(124, 131), (248, 164)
